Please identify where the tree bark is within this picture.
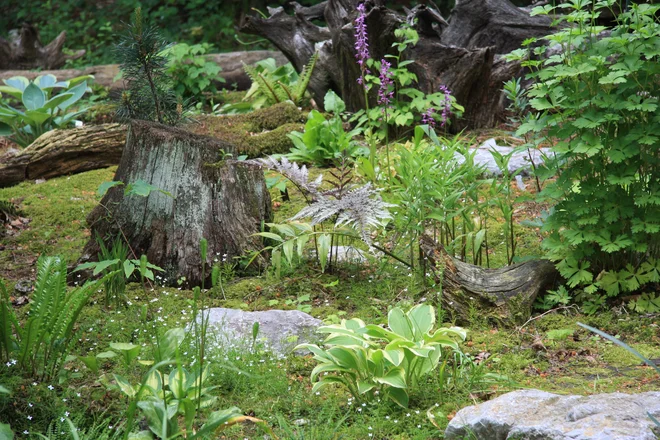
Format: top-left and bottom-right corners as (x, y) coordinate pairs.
(80, 120), (272, 287)
(0, 124), (125, 188)
(420, 235), (558, 325)
(0, 23), (85, 70)
(239, 0), (555, 129)
(0, 51), (288, 93)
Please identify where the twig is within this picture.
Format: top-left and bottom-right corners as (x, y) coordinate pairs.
(517, 305), (580, 332)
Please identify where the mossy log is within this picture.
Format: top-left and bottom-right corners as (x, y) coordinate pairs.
(420, 235), (558, 325)
(0, 124), (125, 188)
(80, 120), (272, 287)
(0, 23), (85, 70)
(187, 102), (305, 157)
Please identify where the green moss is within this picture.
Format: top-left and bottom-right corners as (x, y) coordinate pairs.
(188, 102), (305, 158)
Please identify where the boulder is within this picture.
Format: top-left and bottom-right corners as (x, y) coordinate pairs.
(457, 138), (550, 177)
(202, 308), (323, 356)
(445, 389), (660, 440)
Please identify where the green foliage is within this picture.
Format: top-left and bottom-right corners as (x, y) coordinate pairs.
(74, 236), (164, 308)
(297, 304), (466, 407)
(221, 54), (318, 114)
(389, 126), (489, 269)
(509, 1), (660, 310)
(165, 43), (223, 103)
(0, 256), (99, 381)
(285, 91), (366, 166)
(0, 75), (92, 147)
(115, 8), (183, 125)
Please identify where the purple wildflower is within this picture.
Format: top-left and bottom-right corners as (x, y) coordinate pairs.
(439, 84), (452, 127)
(377, 59), (394, 107)
(354, 3), (371, 85)
(422, 107), (436, 128)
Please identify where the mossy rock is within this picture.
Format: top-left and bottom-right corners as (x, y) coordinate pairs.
(188, 102), (305, 158)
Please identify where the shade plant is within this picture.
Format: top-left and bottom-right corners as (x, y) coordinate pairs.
(297, 304), (466, 408)
(507, 0), (660, 311)
(0, 74), (92, 147)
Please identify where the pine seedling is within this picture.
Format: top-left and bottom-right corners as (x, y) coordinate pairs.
(115, 7), (183, 125)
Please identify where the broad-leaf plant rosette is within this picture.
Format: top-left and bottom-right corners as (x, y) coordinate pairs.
(297, 304), (466, 408)
(0, 74), (92, 147)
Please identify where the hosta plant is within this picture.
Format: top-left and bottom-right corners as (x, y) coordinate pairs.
(508, 1), (660, 311)
(297, 304), (466, 407)
(0, 74), (92, 147)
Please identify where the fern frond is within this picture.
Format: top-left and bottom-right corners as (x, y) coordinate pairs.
(244, 63), (280, 104)
(276, 81), (294, 103)
(294, 51), (318, 103)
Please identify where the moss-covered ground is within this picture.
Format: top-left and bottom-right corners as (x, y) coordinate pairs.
(1, 165), (658, 439)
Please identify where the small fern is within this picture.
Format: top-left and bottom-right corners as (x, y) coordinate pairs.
(242, 51), (318, 107)
(3, 256), (99, 380)
(294, 51), (318, 103)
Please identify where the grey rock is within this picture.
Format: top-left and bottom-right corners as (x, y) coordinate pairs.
(456, 138), (551, 177)
(14, 279), (32, 294)
(202, 308), (323, 356)
(445, 389), (660, 440)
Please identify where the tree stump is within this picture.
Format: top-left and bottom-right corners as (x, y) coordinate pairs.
(0, 23), (85, 70)
(420, 235), (558, 325)
(0, 124), (126, 187)
(80, 120), (272, 287)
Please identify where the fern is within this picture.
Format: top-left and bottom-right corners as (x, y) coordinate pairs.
(294, 51), (318, 102)
(244, 63), (281, 103)
(242, 51), (318, 107)
(9, 256), (99, 380)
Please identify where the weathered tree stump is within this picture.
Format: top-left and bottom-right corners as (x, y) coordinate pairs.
(420, 235), (558, 325)
(239, 0), (556, 130)
(0, 124), (126, 187)
(80, 120), (272, 287)
(0, 23), (85, 70)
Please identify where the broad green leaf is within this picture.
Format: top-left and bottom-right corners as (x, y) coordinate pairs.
(374, 368), (406, 388)
(43, 93), (74, 110)
(328, 346), (360, 370)
(35, 74), (58, 89)
(255, 232), (284, 242)
(23, 110), (51, 125)
(92, 259), (121, 276)
(388, 307), (414, 340)
(0, 422), (13, 440)
(79, 355), (99, 373)
(324, 90), (345, 113)
(3, 76), (29, 92)
(113, 374), (136, 398)
(98, 180), (124, 196)
(123, 260), (136, 278)
(386, 386), (409, 408)
(22, 83), (46, 111)
(57, 81), (88, 110)
(407, 304), (435, 337)
(318, 234), (331, 272)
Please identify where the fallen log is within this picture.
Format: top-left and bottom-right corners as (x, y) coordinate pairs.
(0, 124), (125, 187)
(80, 120), (272, 287)
(0, 50), (288, 93)
(420, 235), (558, 325)
(0, 23), (85, 70)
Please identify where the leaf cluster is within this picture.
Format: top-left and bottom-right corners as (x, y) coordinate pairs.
(0, 74), (92, 147)
(296, 304), (466, 408)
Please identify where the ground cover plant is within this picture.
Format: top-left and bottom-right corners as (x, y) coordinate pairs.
(1, 0), (659, 438)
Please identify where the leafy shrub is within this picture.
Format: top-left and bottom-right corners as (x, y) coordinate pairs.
(285, 91), (366, 166)
(0, 74), (92, 147)
(165, 43), (223, 103)
(0, 256), (99, 381)
(509, 1), (660, 310)
(297, 304), (466, 407)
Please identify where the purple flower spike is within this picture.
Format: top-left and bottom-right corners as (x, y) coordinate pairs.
(354, 3), (371, 85)
(377, 59), (394, 108)
(422, 107), (436, 128)
(439, 84), (452, 127)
